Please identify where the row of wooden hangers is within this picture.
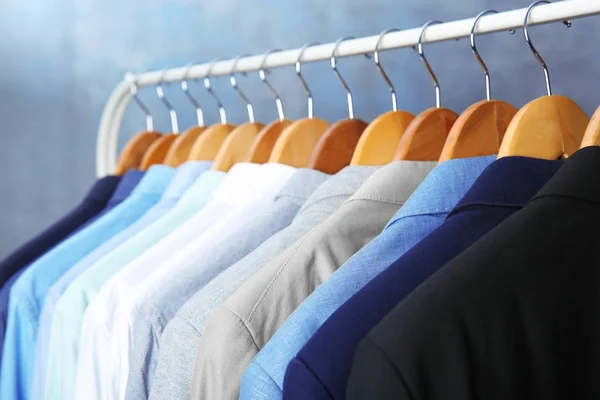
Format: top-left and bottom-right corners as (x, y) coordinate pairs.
(114, 1), (600, 178)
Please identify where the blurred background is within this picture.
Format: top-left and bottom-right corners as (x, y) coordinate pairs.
(0, 0), (598, 258)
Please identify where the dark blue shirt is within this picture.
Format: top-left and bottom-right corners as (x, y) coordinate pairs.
(283, 157), (562, 400)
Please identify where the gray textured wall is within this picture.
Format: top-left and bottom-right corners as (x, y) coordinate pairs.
(0, 0), (598, 258)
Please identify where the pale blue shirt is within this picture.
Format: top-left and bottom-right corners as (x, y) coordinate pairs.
(240, 156), (496, 400)
(0, 165), (174, 400)
(30, 162), (210, 400)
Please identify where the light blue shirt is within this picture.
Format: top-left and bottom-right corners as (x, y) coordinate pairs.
(0, 165), (174, 400)
(240, 155), (496, 400)
(30, 162), (210, 400)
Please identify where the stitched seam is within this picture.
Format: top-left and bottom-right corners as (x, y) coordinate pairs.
(250, 361), (283, 392)
(246, 219), (325, 324)
(227, 307), (261, 352)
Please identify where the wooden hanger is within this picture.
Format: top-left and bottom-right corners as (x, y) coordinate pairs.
(211, 54), (267, 171)
(351, 29), (415, 166)
(268, 118), (331, 166)
(164, 126), (206, 167)
(246, 50), (293, 164)
(114, 131), (162, 175)
(247, 119), (292, 163)
(139, 134), (177, 170)
(498, 95), (588, 159)
(394, 21), (459, 161)
(498, 3), (589, 159)
(164, 71), (209, 167)
(439, 11), (518, 162)
(308, 37), (369, 173)
(115, 77), (163, 174)
(140, 73), (182, 169)
(440, 100), (517, 161)
(309, 118), (368, 173)
(267, 43), (332, 167)
(579, 106), (600, 148)
(395, 108), (458, 160)
(188, 123), (236, 161)
(212, 122), (264, 171)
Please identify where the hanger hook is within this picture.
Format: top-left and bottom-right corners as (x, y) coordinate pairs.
(204, 58), (227, 124)
(331, 36), (361, 119)
(259, 49), (285, 121)
(417, 20), (443, 108)
(524, 1), (571, 97)
(471, 10), (498, 101)
(374, 28), (400, 112)
(296, 42), (320, 119)
(181, 63), (204, 126)
(128, 74), (154, 132)
(230, 54), (255, 123)
(156, 67), (179, 133)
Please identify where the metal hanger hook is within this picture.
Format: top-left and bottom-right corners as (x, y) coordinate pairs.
(524, 1), (571, 97)
(156, 67), (179, 133)
(127, 73), (154, 132)
(374, 28), (400, 112)
(331, 36), (370, 119)
(259, 49), (285, 121)
(230, 54), (255, 123)
(296, 42), (320, 119)
(181, 63), (204, 126)
(204, 58), (227, 124)
(471, 10), (498, 101)
(417, 20), (443, 108)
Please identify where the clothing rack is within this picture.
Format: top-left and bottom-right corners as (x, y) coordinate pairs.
(96, 0), (600, 177)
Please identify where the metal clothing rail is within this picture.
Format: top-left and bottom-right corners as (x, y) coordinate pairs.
(96, 0), (600, 177)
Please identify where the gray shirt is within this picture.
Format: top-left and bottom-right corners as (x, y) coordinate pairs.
(148, 166), (378, 400)
(190, 161), (436, 400)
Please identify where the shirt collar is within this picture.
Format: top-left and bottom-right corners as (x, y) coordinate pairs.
(84, 175), (121, 205)
(349, 161), (436, 203)
(162, 161), (212, 200)
(275, 169), (331, 206)
(532, 147), (600, 205)
(300, 166), (380, 211)
(210, 162), (263, 203)
(109, 169), (144, 204)
(387, 155), (496, 228)
(131, 165), (175, 197)
(448, 156), (563, 218)
(177, 170), (226, 205)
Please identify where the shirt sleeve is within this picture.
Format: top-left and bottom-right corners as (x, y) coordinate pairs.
(73, 313), (111, 400)
(190, 306), (260, 400)
(240, 360), (281, 400)
(346, 336), (413, 400)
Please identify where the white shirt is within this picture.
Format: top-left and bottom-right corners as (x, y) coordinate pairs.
(112, 162), (296, 400)
(74, 163), (262, 400)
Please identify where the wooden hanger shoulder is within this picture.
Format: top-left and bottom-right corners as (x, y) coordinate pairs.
(308, 118), (368, 174)
(246, 119), (293, 164)
(114, 131), (162, 175)
(580, 106), (600, 148)
(268, 117), (330, 167)
(188, 123), (236, 161)
(163, 125), (207, 167)
(439, 100), (518, 162)
(350, 110), (415, 166)
(212, 122), (265, 172)
(139, 133), (177, 170)
(498, 94), (589, 159)
(394, 107), (458, 161)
